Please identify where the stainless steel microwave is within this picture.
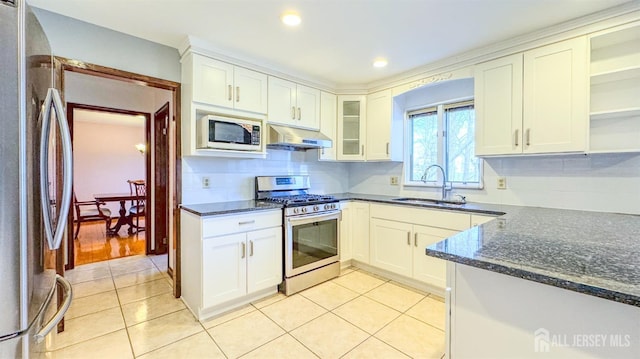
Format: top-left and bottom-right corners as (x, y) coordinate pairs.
(196, 115), (262, 151)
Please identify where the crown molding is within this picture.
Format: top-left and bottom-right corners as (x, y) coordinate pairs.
(179, 35), (337, 92)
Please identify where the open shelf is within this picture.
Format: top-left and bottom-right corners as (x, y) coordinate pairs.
(591, 66), (640, 85)
(588, 22), (640, 154)
(590, 107), (640, 121)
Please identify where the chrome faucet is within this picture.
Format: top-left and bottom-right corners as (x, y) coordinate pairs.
(421, 164), (452, 202)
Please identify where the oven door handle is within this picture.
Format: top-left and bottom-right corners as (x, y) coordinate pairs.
(286, 210), (341, 226)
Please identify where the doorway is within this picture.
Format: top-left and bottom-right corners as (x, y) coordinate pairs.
(67, 103), (150, 266)
(56, 57), (182, 297)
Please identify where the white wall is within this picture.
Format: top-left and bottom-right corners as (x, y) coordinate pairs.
(32, 7), (181, 82)
(73, 118), (145, 215)
(182, 150), (350, 205)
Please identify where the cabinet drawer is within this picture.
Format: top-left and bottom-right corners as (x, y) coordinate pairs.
(370, 204), (470, 231)
(203, 210), (281, 237)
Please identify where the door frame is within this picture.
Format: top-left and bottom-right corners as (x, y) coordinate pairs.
(55, 57), (182, 297)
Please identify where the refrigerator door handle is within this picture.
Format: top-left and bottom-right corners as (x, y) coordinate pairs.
(39, 88), (73, 250)
(34, 275), (73, 342)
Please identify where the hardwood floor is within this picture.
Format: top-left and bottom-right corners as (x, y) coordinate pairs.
(74, 220), (146, 266)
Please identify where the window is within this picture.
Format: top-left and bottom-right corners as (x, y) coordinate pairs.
(405, 100), (482, 188)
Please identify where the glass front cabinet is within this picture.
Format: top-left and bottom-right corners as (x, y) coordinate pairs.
(337, 95), (366, 160)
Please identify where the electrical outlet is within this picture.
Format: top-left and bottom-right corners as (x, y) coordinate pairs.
(390, 176), (399, 185)
(202, 176), (210, 189)
(497, 177), (507, 189)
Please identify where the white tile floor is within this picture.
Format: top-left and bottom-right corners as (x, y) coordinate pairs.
(48, 255), (445, 358)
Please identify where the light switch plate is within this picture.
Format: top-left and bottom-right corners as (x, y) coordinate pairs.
(390, 176), (399, 185)
(202, 176), (211, 189)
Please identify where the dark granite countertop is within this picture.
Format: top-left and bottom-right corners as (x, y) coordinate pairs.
(180, 200), (282, 216)
(330, 192), (510, 216)
(180, 193), (640, 307)
(425, 206), (640, 307)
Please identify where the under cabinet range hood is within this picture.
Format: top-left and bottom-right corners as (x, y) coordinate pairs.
(267, 124), (332, 150)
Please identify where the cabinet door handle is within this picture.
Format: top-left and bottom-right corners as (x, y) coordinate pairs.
(407, 232), (411, 245)
(249, 240), (254, 256)
(238, 220), (255, 225)
(414, 233), (418, 247)
(228, 85), (232, 101)
(241, 242), (246, 258)
(525, 129), (531, 146)
(361, 145), (364, 156)
(386, 142), (389, 155)
(514, 129), (519, 147)
(291, 106), (296, 119)
(297, 107), (301, 120)
(236, 86), (240, 102)
(321, 148), (325, 155)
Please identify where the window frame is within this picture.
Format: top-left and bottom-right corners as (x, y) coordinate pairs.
(403, 97), (484, 189)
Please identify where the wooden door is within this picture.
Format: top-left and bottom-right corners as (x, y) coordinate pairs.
(153, 102), (170, 254)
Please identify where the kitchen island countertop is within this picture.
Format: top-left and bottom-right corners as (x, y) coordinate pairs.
(333, 193), (640, 307)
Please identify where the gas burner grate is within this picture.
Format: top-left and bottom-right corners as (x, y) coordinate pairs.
(262, 194), (336, 205)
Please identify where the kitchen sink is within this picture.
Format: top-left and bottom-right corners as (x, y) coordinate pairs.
(392, 197), (465, 206)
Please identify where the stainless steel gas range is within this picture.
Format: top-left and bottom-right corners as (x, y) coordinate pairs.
(255, 175), (340, 295)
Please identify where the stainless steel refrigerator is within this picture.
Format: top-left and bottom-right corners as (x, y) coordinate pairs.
(0, 0), (73, 357)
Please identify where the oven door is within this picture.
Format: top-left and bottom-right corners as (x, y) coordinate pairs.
(285, 210), (340, 278)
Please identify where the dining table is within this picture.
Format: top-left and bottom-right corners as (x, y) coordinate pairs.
(93, 192), (144, 235)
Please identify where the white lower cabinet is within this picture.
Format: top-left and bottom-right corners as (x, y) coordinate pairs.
(368, 204), (471, 291)
(181, 209), (282, 320)
(412, 225), (458, 288)
(350, 202), (371, 264)
(339, 201), (370, 265)
(202, 232), (246, 308)
(370, 219), (413, 276)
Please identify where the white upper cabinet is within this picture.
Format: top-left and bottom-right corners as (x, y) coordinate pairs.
(191, 53), (267, 114)
(319, 91), (337, 161)
(267, 77), (320, 130)
(475, 36), (589, 156)
(366, 89), (402, 161)
(474, 53), (524, 156)
(523, 37), (588, 153)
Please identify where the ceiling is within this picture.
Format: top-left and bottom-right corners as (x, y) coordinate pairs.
(29, 0), (633, 87)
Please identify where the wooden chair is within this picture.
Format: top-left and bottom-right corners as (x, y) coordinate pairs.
(73, 193), (112, 239)
(127, 180), (146, 234)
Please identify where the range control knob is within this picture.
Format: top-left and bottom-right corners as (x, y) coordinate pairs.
(293, 208), (300, 214)
(331, 204), (337, 209)
(301, 207), (307, 213)
(324, 204), (330, 210)
(313, 205), (320, 211)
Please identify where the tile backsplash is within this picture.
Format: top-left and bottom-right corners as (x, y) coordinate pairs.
(181, 149), (350, 204)
(182, 150), (640, 214)
(350, 153), (640, 214)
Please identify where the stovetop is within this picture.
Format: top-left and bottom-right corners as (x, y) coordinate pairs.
(261, 194), (337, 206)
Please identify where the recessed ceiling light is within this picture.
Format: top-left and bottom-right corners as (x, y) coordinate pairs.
(373, 58), (388, 68)
(281, 12), (301, 27)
